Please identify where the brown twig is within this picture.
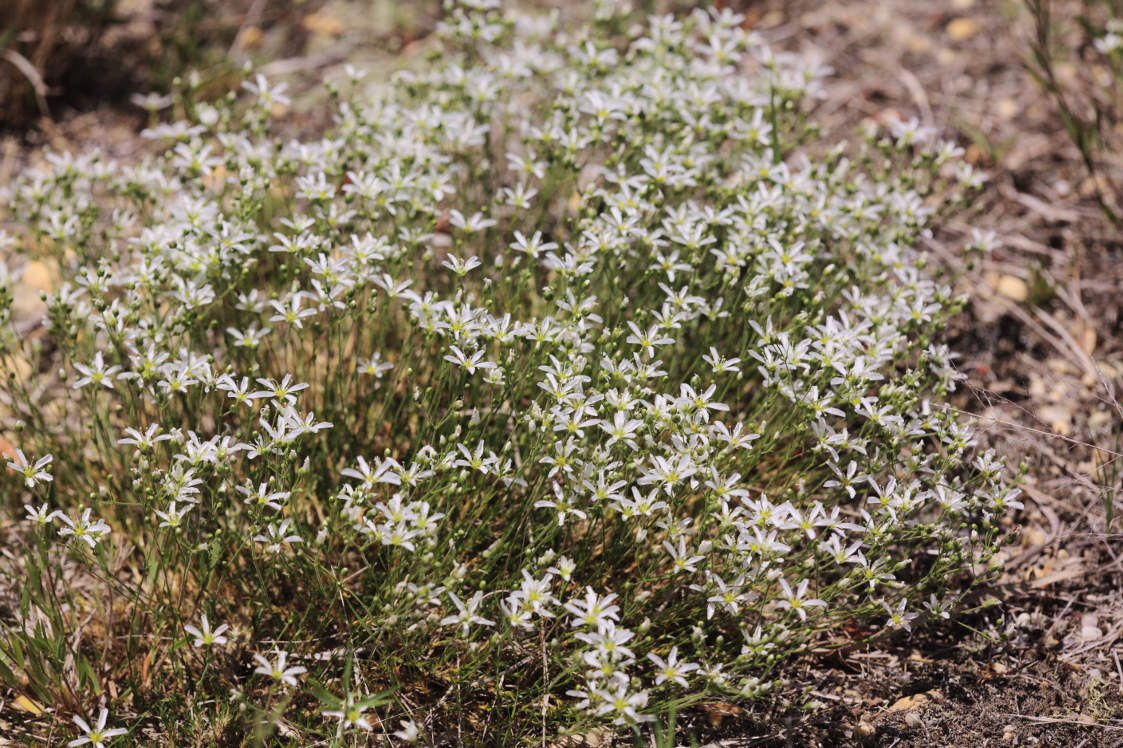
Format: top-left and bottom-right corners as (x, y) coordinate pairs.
(1000, 712), (1123, 730)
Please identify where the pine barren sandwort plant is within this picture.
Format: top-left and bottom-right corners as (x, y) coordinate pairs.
(0, 1), (1017, 743)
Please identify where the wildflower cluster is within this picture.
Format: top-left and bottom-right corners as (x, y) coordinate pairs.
(0, 1), (1011, 741)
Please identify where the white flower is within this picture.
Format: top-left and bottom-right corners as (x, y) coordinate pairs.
(1095, 31), (1122, 55)
(393, 719), (420, 742)
(534, 483), (588, 527)
(236, 481), (290, 511)
(647, 646), (699, 687)
(440, 591), (495, 636)
(593, 681), (653, 726)
(701, 573), (751, 619)
(57, 507), (111, 549)
(702, 346), (741, 374)
(242, 74), (291, 108)
(24, 502), (58, 526)
(776, 578), (827, 621)
(676, 382), (729, 421)
(882, 599), (919, 631)
(226, 325), (271, 349)
(69, 708), (127, 747)
(510, 230), (557, 259)
(267, 295), (318, 329)
(448, 209), (496, 233)
(599, 412), (643, 449)
(253, 650), (306, 687)
(118, 424), (175, 450)
(253, 519), (302, 554)
(250, 374), (310, 405)
(443, 345), (497, 375)
(130, 91), (173, 113)
(7, 450), (53, 488)
(547, 555), (577, 582)
(923, 593), (951, 620)
(575, 622), (635, 662)
(662, 537), (705, 574)
(441, 253), (483, 276)
(322, 693), (374, 732)
(341, 455), (402, 489)
(155, 500), (193, 530)
(356, 352), (393, 378)
(216, 375), (259, 407)
(73, 351), (122, 390)
(887, 115), (936, 146)
(969, 228), (1000, 253)
(184, 614), (230, 647)
(625, 321), (674, 357)
(565, 587), (620, 629)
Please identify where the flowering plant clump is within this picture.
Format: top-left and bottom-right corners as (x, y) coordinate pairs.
(0, 1), (1015, 742)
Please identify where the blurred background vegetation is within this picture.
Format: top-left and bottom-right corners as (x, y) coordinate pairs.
(1025, 0), (1123, 225)
(0, 0), (739, 131)
(0, 0), (343, 129)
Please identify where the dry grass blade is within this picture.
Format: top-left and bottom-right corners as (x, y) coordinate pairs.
(1, 49), (49, 116)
